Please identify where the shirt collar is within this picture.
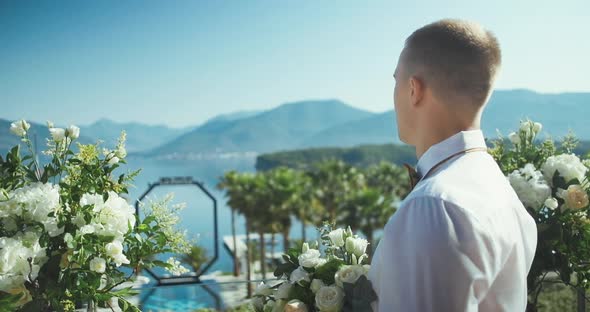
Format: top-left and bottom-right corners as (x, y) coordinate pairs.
(416, 130), (487, 177)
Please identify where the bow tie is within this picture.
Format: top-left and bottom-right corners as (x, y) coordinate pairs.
(404, 163), (421, 191)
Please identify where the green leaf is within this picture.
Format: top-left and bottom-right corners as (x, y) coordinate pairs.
(342, 275), (377, 312)
(315, 258), (345, 285)
(274, 262), (298, 278)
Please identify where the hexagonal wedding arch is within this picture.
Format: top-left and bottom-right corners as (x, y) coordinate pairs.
(135, 176), (219, 286)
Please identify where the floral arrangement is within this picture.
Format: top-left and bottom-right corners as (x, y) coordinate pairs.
(490, 120), (590, 308)
(251, 224), (376, 312)
(0, 120), (190, 311)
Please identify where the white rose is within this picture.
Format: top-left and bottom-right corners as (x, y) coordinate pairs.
(290, 266), (310, 285)
(328, 228), (345, 247)
(49, 128), (66, 142)
(345, 237), (368, 258)
(315, 258), (327, 268)
(254, 282), (273, 297)
(66, 125), (80, 140)
(108, 156), (120, 165)
(335, 265), (365, 288)
(544, 197), (559, 210)
(315, 285), (344, 312)
(10, 120), (30, 137)
(301, 242), (309, 253)
(298, 248), (322, 268)
(47, 121), (54, 129)
(89, 257), (106, 273)
(275, 282), (292, 299)
(285, 299), (308, 312)
(508, 132), (521, 145)
(542, 154), (587, 185)
(310, 279), (325, 294)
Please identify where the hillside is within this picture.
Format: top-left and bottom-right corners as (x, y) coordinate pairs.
(256, 143), (416, 171)
(81, 119), (190, 152)
(149, 99), (374, 156)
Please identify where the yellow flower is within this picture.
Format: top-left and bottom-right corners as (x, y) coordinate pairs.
(76, 143), (99, 165)
(561, 185), (590, 211)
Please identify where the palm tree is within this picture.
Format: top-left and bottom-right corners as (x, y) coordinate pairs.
(180, 244), (209, 274)
(218, 171), (258, 297)
(217, 171), (241, 277)
(365, 161), (411, 199)
(359, 162), (409, 254)
(307, 160), (365, 225)
(264, 167), (304, 253)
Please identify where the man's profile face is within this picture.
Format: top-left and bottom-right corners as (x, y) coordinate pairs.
(393, 50), (413, 145)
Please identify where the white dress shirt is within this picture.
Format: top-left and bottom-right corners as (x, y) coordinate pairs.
(368, 130), (537, 312)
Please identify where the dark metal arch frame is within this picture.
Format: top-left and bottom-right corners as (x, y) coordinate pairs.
(135, 176), (219, 286)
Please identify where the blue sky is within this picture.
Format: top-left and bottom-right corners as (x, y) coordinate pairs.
(1, 0), (588, 128)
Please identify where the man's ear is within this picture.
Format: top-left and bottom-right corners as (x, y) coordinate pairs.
(409, 76), (425, 107)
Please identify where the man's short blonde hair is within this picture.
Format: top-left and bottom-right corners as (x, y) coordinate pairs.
(403, 19), (501, 107)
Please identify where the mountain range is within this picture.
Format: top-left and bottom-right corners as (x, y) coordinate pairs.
(2, 89), (589, 158)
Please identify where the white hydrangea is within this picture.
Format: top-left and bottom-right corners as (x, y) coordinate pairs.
(0, 231), (47, 293)
(80, 191), (135, 240)
(0, 183), (64, 236)
(508, 164), (552, 210)
(542, 154), (587, 185)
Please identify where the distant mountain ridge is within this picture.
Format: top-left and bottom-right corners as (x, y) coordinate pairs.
(148, 99), (374, 157)
(2, 90), (589, 159)
(147, 90), (590, 157)
(80, 119), (191, 152)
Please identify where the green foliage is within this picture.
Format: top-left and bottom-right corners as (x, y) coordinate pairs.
(342, 275), (378, 312)
(314, 258), (345, 286)
(491, 120), (590, 310)
(256, 143), (416, 171)
(181, 244), (210, 273)
(0, 123), (190, 311)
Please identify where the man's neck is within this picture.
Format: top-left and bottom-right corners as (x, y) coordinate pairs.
(415, 123), (480, 159)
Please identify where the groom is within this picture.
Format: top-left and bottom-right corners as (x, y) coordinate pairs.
(368, 19), (537, 311)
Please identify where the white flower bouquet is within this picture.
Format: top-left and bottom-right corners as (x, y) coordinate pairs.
(251, 224), (376, 312)
(0, 120), (190, 311)
(491, 120), (590, 308)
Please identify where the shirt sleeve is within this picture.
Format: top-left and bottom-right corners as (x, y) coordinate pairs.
(369, 196), (496, 312)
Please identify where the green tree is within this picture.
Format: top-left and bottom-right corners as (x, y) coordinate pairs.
(181, 244), (209, 273)
(307, 160), (365, 224)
